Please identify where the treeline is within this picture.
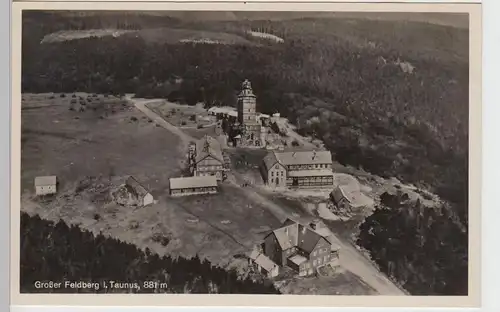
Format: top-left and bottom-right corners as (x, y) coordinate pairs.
(357, 192), (468, 295)
(20, 212), (280, 294)
(22, 17), (469, 223)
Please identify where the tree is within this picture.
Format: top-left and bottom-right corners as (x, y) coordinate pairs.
(20, 212), (281, 294)
(357, 198), (467, 295)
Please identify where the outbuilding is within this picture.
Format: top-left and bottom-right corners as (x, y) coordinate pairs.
(34, 176), (57, 196)
(125, 176), (154, 207)
(253, 253), (280, 278)
(330, 185), (373, 211)
(169, 176), (218, 197)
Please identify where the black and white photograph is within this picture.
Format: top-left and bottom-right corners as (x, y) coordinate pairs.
(12, 3), (481, 307)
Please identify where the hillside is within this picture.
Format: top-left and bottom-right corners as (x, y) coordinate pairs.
(20, 212), (281, 294)
(20, 12), (470, 295)
(22, 14), (469, 219)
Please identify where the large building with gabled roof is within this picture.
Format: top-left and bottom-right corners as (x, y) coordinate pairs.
(262, 218), (340, 276)
(189, 135), (226, 181)
(261, 149), (334, 189)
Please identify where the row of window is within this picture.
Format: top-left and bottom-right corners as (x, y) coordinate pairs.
(198, 165), (223, 171)
(312, 248), (329, 257)
(286, 164), (332, 170)
(300, 255), (330, 271)
(286, 180), (333, 186)
(290, 177), (333, 181)
(270, 171), (284, 177)
(196, 172), (221, 179)
(312, 255), (330, 267)
(173, 187), (217, 193)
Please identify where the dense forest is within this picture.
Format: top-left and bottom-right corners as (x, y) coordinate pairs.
(22, 12), (469, 221)
(20, 212), (280, 294)
(357, 192), (468, 295)
(21, 11), (470, 295)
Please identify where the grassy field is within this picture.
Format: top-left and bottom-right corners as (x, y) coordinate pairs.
(146, 101), (215, 128)
(21, 93), (184, 195)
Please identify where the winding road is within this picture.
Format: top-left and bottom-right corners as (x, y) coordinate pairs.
(126, 95), (406, 296)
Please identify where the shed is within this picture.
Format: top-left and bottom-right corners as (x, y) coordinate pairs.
(34, 176), (57, 196)
(169, 176), (218, 197)
(330, 185), (373, 211)
(125, 176), (154, 207)
(254, 253), (279, 278)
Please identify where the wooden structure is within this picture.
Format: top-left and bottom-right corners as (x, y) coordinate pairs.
(191, 135), (226, 181)
(330, 185), (372, 211)
(34, 176), (57, 196)
(262, 150), (334, 189)
(262, 218), (340, 277)
(248, 248), (280, 278)
(169, 176), (218, 197)
(125, 176), (154, 207)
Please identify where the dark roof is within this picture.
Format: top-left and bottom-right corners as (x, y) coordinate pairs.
(238, 79), (256, 98)
(269, 219), (333, 256)
(281, 218), (297, 227)
(263, 152), (282, 171)
(297, 224), (325, 254)
(125, 176), (150, 199)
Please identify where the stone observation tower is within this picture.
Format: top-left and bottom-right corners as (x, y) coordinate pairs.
(237, 79), (262, 146)
(237, 79), (258, 125)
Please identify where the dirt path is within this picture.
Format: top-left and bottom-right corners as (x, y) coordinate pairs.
(126, 96), (194, 149)
(128, 95), (406, 296)
(229, 171), (406, 296)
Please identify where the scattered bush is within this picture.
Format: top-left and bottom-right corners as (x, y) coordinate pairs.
(291, 140), (300, 147)
(151, 233), (171, 247)
(130, 116), (138, 122)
